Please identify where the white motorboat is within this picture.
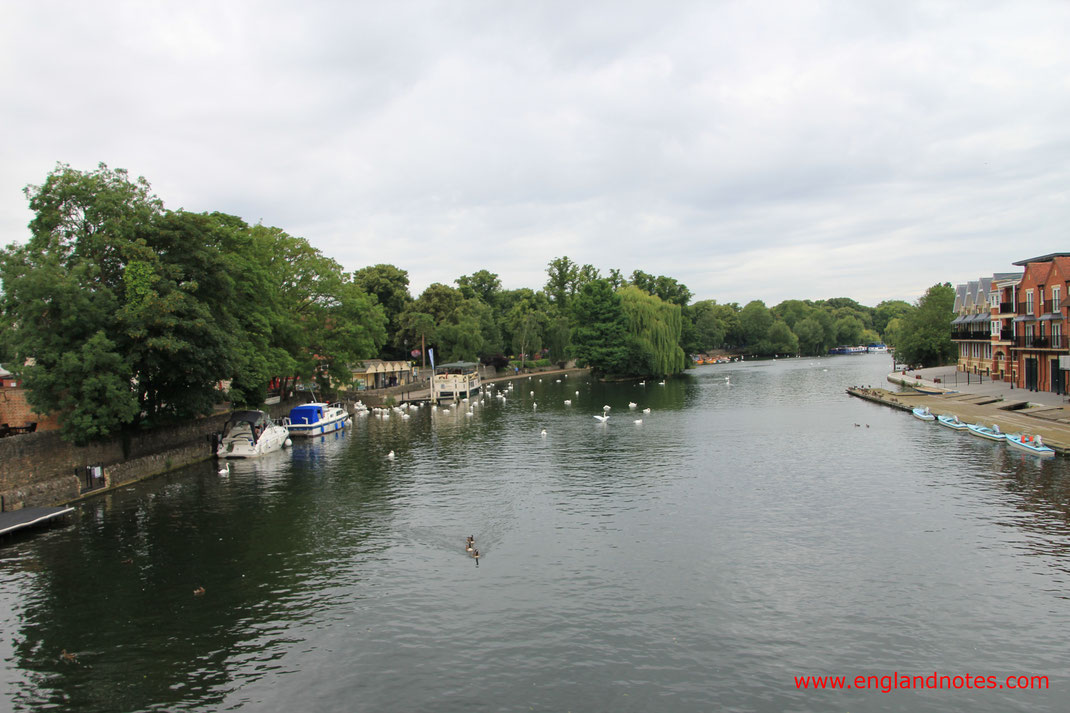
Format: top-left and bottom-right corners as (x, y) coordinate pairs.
(217, 410), (291, 458)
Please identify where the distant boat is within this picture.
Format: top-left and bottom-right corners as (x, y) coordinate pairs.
(1006, 433), (1055, 458)
(936, 413), (966, 430)
(912, 407), (935, 422)
(966, 423), (1005, 442)
(287, 402), (351, 438)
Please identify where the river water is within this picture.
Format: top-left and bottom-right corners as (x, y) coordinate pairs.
(2, 354), (1069, 712)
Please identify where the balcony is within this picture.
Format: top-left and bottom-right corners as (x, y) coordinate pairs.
(1014, 335), (1068, 350)
(999, 301), (1014, 314)
(951, 330), (992, 341)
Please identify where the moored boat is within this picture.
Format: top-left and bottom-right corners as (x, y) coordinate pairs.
(217, 410), (291, 458)
(966, 423), (1005, 442)
(1006, 433), (1055, 458)
(287, 402), (352, 437)
(912, 406), (935, 421)
(936, 413), (966, 430)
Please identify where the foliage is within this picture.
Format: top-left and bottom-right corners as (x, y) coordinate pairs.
(738, 300), (773, 350)
(352, 263), (412, 358)
(759, 320), (799, 355)
(618, 286), (687, 378)
(569, 279), (628, 375)
(890, 283), (956, 367)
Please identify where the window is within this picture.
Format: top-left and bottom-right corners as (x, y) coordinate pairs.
(1053, 286), (1061, 311)
(1027, 290), (1034, 313)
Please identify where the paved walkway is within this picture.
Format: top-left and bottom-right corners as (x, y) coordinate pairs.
(888, 367), (1069, 407)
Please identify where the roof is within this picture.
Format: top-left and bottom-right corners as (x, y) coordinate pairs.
(1012, 253), (1070, 266)
(436, 361), (478, 369)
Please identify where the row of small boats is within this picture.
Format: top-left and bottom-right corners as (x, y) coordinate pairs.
(911, 407), (1055, 458)
(216, 402), (354, 458)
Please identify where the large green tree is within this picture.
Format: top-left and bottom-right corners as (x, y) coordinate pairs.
(618, 285), (687, 377)
(569, 279), (627, 376)
(352, 263), (412, 358)
(892, 283), (956, 367)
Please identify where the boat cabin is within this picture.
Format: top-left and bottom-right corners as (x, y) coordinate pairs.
(289, 403), (327, 426)
(433, 361), (481, 402)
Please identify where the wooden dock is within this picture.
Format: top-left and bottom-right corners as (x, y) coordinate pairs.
(847, 386), (1070, 455)
(0, 506), (75, 537)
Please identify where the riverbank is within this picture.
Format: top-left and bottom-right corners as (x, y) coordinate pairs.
(847, 375), (1070, 454)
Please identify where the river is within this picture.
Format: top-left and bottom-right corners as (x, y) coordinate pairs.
(2, 354), (1068, 712)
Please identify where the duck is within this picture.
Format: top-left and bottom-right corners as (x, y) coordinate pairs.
(193, 586), (206, 596)
(60, 649), (77, 664)
(471, 549), (480, 560)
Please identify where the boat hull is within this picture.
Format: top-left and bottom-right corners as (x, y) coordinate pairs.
(966, 424), (1005, 442)
(912, 408), (935, 421)
(288, 413), (352, 437)
(936, 414), (966, 430)
(1006, 435), (1055, 458)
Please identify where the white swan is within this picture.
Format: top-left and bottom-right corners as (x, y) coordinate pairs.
(540, 429), (547, 437)
(628, 402), (637, 409)
(218, 462), (230, 476)
(594, 414), (609, 423)
(603, 405), (611, 412)
(386, 450), (395, 460)
(642, 408), (651, 414)
(564, 399), (572, 406)
(634, 419), (643, 425)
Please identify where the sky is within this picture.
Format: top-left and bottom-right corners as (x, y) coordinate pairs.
(2, 1), (1069, 307)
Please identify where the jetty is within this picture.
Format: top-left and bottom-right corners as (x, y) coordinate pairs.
(0, 506), (74, 538)
(847, 368), (1070, 455)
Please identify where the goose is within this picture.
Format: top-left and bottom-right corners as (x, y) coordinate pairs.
(218, 462), (230, 476)
(594, 414), (609, 423)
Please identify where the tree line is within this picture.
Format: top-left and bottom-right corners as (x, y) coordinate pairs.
(0, 164), (953, 444)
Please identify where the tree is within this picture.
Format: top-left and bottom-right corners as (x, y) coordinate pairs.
(569, 279), (627, 375)
(835, 315), (865, 346)
(760, 320), (800, 355)
(792, 317), (827, 356)
(618, 285), (687, 377)
(352, 264), (412, 358)
(738, 300), (773, 350)
(506, 295), (548, 362)
(456, 270), (502, 307)
(892, 283), (956, 367)
(686, 300), (728, 353)
(873, 299), (913, 338)
(546, 256), (580, 309)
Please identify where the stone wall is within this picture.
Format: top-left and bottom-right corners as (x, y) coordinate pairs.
(0, 398), (302, 511)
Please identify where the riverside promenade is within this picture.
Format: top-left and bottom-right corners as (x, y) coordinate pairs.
(847, 366), (1070, 454)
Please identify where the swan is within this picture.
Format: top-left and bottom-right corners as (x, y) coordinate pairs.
(594, 414), (609, 423)
(532, 403), (537, 411)
(564, 399), (572, 405)
(628, 402), (637, 409)
(658, 380), (666, 386)
(218, 462), (230, 476)
(642, 408), (651, 414)
(386, 450), (395, 460)
(530, 391), (535, 396)
(634, 419), (643, 425)
(540, 429), (547, 437)
(603, 405), (611, 412)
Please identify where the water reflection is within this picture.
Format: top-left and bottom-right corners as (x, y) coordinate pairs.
(2, 355), (1069, 712)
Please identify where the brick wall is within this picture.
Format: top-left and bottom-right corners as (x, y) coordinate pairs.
(0, 386), (61, 432)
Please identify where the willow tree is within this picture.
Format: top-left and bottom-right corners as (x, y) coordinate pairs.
(618, 285), (686, 378)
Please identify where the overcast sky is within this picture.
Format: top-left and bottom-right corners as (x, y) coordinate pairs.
(2, 1), (1068, 306)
